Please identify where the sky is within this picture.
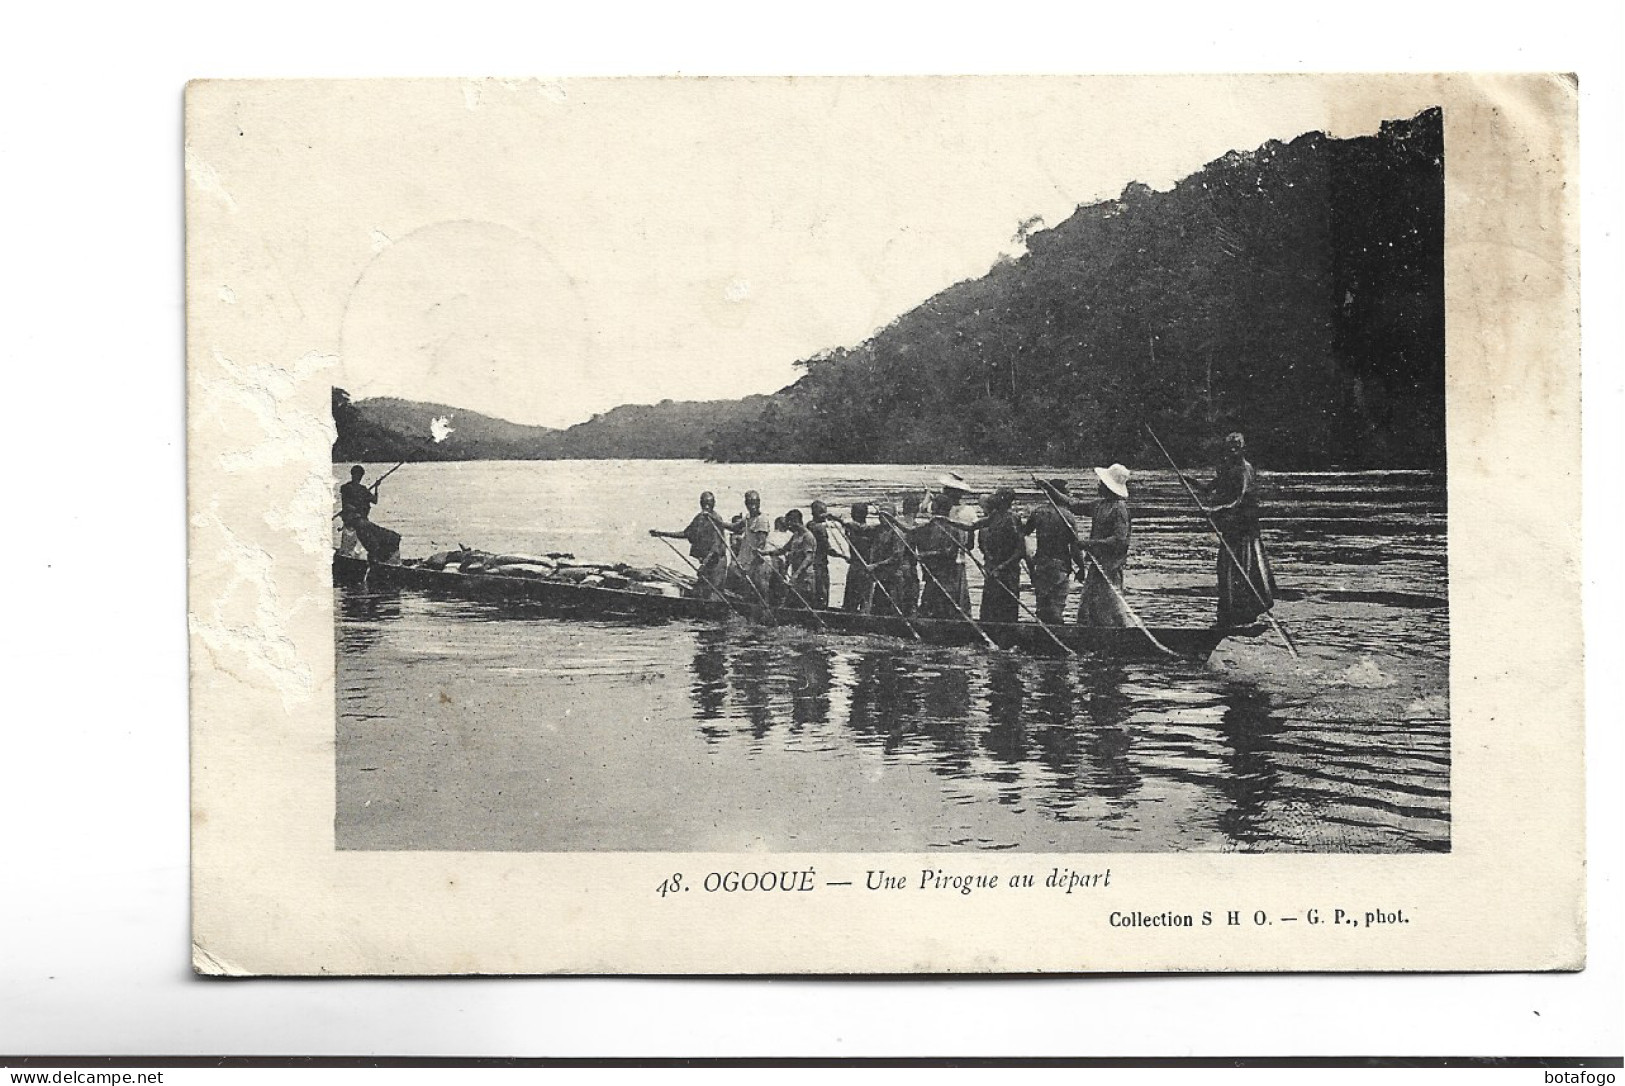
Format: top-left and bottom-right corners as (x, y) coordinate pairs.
(203, 76), (1452, 429)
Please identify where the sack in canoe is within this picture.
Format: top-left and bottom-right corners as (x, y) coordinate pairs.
(489, 563), (557, 579)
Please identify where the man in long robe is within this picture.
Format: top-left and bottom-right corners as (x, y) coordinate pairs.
(1077, 465), (1133, 627)
(1199, 432), (1277, 628)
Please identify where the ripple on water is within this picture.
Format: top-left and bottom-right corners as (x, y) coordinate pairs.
(335, 461), (1450, 853)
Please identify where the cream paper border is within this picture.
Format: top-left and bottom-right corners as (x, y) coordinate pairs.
(187, 73), (1581, 975)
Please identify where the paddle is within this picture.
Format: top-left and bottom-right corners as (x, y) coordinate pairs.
(945, 529), (1076, 658)
(650, 533), (750, 622)
(1029, 474), (1177, 658)
(720, 514), (784, 626)
(835, 521), (923, 642)
(881, 514), (999, 650)
(333, 460), (406, 521)
(773, 554), (831, 632)
(697, 514), (781, 625)
(1142, 425), (1301, 658)
(371, 461), (406, 490)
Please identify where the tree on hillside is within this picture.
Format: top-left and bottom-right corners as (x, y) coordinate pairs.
(706, 108), (1444, 469)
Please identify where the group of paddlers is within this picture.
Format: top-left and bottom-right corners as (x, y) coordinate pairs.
(337, 431), (1278, 631)
(650, 431), (1278, 630)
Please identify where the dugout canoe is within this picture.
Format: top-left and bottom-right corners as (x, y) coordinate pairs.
(333, 552), (1258, 661)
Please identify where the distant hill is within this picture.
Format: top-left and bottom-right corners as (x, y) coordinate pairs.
(336, 107), (1443, 470)
(706, 107), (1445, 469)
(557, 397), (773, 458)
(331, 388), (768, 462)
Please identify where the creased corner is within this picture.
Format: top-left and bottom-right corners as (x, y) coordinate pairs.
(193, 942), (251, 977)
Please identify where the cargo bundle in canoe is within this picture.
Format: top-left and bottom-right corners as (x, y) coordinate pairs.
(333, 552), (1260, 661)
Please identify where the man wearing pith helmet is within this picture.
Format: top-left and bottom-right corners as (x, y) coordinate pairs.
(1077, 464), (1133, 627)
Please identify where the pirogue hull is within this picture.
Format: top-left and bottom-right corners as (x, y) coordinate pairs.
(334, 553), (1253, 661)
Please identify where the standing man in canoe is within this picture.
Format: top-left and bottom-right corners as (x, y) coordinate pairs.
(762, 508), (820, 609)
(868, 495), (924, 617)
(337, 465), (402, 563)
(1194, 431), (1277, 628)
(806, 500), (837, 609)
(897, 494), (926, 616)
(1076, 464), (1133, 627)
(974, 487), (1024, 624)
(914, 487), (974, 620)
(863, 501), (906, 617)
(649, 490), (731, 599)
(729, 490), (774, 603)
(835, 502), (886, 612)
(940, 473), (980, 615)
(1023, 478), (1080, 624)
(766, 516), (791, 605)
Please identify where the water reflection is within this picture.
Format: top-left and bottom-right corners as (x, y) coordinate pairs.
(1028, 664), (1085, 799)
(690, 626), (729, 724)
(336, 586), (402, 654)
(684, 634), (1176, 827)
(1078, 665), (1139, 804)
(731, 639), (777, 741)
(339, 580), (1446, 851)
(667, 623), (1455, 851)
(981, 656), (1027, 766)
(846, 647), (918, 755)
(1211, 682), (1280, 845)
(789, 644), (834, 729)
(919, 665), (975, 776)
(335, 461), (1449, 853)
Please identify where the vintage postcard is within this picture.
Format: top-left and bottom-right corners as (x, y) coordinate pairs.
(187, 74), (1582, 974)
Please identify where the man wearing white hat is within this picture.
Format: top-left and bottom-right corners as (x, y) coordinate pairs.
(1077, 464), (1133, 627)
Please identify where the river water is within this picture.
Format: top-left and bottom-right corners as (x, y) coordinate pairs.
(335, 460), (1449, 853)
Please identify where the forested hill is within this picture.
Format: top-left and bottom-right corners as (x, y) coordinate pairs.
(331, 388), (768, 462)
(707, 107), (1444, 469)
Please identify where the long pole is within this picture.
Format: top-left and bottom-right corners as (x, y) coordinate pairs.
(1030, 475), (1177, 658)
(371, 461), (407, 490)
(333, 460), (407, 521)
(836, 522), (922, 642)
(706, 516), (781, 625)
(723, 518), (785, 626)
(705, 516), (738, 582)
(1142, 425), (1301, 658)
(652, 534), (750, 622)
(767, 536), (831, 632)
(882, 517), (999, 650)
(945, 531), (1076, 658)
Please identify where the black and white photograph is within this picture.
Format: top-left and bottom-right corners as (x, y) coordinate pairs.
(3, 2), (1619, 1063)
(184, 73), (1583, 977)
(323, 82), (1448, 856)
